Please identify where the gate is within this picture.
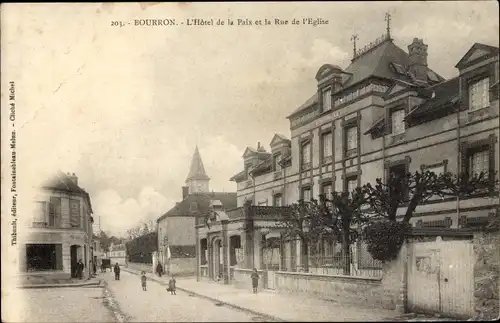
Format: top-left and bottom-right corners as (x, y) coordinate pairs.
(407, 236), (475, 318)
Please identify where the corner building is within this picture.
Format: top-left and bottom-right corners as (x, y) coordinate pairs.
(197, 28), (499, 284)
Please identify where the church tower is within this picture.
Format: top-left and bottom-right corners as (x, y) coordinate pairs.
(185, 146), (210, 194)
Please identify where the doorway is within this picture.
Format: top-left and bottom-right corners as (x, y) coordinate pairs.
(70, 245), (81, 278)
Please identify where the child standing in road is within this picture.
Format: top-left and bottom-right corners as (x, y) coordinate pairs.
(251, 268), (259, 293)
(168, 276), (176, 295)
(141, 271), (147, 291)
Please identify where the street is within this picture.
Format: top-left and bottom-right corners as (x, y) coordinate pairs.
(102, 270), (266, 322)
(2, 285), (114, 323)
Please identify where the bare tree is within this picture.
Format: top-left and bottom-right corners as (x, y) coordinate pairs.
(319, 188), (369, 275)
(364, 170), (497, 224)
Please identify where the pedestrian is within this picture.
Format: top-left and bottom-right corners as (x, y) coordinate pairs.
(251, 268), (259, 293)
(93, 261), (97, 276)
(114, 263), (120, 280)
(168, 276), (176, 295)
(101, 262), (105, 273)
(156, 263), (163, 278)
(77, 259), (84, 280)
(141, 271), (147, 291)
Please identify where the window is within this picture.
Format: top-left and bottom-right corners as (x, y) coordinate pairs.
(322, 88), (332, 111)
(469, 149), (490, 177)
(321, 132), (333, 163)
(469, 78), (489, 111)
(273, 153), (282, 171)
(301, 140), (311, 170)
(345, 176), (358, 193)
(322, 183), (333, 198)
(69, 199), (81, 228)
(388, 164), (408, 199)
(34, 201), (47, 224)
(273, 194), (282, 207)
(48, 197), (61, 228)
(244, 163), (252, 179)
(346, 126), (358, 151)
(301, 187), (312, 201)
(391, 109), (406, 135)
(425, 165), (445, 176)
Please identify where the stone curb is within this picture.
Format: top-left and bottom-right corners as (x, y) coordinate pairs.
(122, 268), (286, 322)
(17, 279), (103, 289)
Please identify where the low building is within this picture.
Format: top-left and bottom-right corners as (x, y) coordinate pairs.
(108, 242), (127, 266)
(157, 147), (236, 275)
(19, 171), (94, 281)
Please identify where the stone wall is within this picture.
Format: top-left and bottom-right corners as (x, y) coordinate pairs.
(473, 231), (500, 320)
(169, 257), (196, 276)
(231, 268), (267, 290)
(273, 244), (406, 311)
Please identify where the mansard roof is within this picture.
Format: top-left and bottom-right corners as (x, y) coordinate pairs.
(186, 146), (210, 182)
(288, 39), (444, 119)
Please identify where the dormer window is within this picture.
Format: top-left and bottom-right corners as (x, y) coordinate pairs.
(391, 109), (406, 135)
(273, 153), (282, 171)
(469, 77), (489, 111)
(322, 88), (332, 112)
(300, 140), (311, 170)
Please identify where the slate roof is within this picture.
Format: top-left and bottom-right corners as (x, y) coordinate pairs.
(229, 170), (246, 182)
(42, 171), (93, 213)
(287, 92), (318, 118)
(288, 39), (445, 118)
(406, 77), (460, 119)
(186, 146), (210, 181)
(157, 192), (237, 222)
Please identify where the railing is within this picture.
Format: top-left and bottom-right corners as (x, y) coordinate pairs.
(226, 206), (291, 220)
(252, 206), (291, 218)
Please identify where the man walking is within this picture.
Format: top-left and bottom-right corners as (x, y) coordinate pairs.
(156, 263), (164, 278)
(114, 263), (121, 280)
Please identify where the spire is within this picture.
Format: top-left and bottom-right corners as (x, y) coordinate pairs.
(186, 146), (210, 182)
(351, 34), (359, 58)
(385, 12), (392, 40)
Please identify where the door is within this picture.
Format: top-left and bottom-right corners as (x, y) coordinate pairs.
(439, 239), (474, 318)
(407, 237), (475, 318)
(70, 245), (78, 278)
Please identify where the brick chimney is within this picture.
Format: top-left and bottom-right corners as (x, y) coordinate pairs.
(408, 38), (428, 82)
(67, 172), (78, 185)
(182, 186), (189, 200)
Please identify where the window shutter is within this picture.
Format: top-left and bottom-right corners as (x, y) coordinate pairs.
(489, 66), (497, 102)
(70, 199), (81, 227)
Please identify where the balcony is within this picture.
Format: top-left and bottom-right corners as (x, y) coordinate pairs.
(226, 205), (292, 221)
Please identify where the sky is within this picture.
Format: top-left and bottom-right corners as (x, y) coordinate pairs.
(2, 2), (499, 236)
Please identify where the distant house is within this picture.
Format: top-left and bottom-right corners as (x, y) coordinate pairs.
(20, 171), (94, 279)
(156, 147), (236, 275)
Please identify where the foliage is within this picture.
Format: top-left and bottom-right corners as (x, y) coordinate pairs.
(364, 170), (497, 223)
(362, 220), (411, 262)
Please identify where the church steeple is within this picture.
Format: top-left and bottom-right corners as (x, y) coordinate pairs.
(185, 146), (210, 193)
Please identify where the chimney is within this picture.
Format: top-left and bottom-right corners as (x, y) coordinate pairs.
(182, 186), (189, 200)
(257, 142), (261, 150)
(408, 38), (428, 82)
(67, 172), (78, 185)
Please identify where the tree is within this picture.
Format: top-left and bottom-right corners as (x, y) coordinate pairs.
(319, 188), (369, 275)
(276, 199), (324, 272)
(362, 170), (497, 262)
(364, 170), (497, 224)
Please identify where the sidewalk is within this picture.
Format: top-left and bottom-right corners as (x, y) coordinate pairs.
(123, 267), (401, 322)
(17, 276), (103, 289)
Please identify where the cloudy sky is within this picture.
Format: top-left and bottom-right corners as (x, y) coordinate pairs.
(2, 2), (498, 236)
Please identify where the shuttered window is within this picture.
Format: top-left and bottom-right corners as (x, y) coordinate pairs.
(70, 199), (81, 228)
